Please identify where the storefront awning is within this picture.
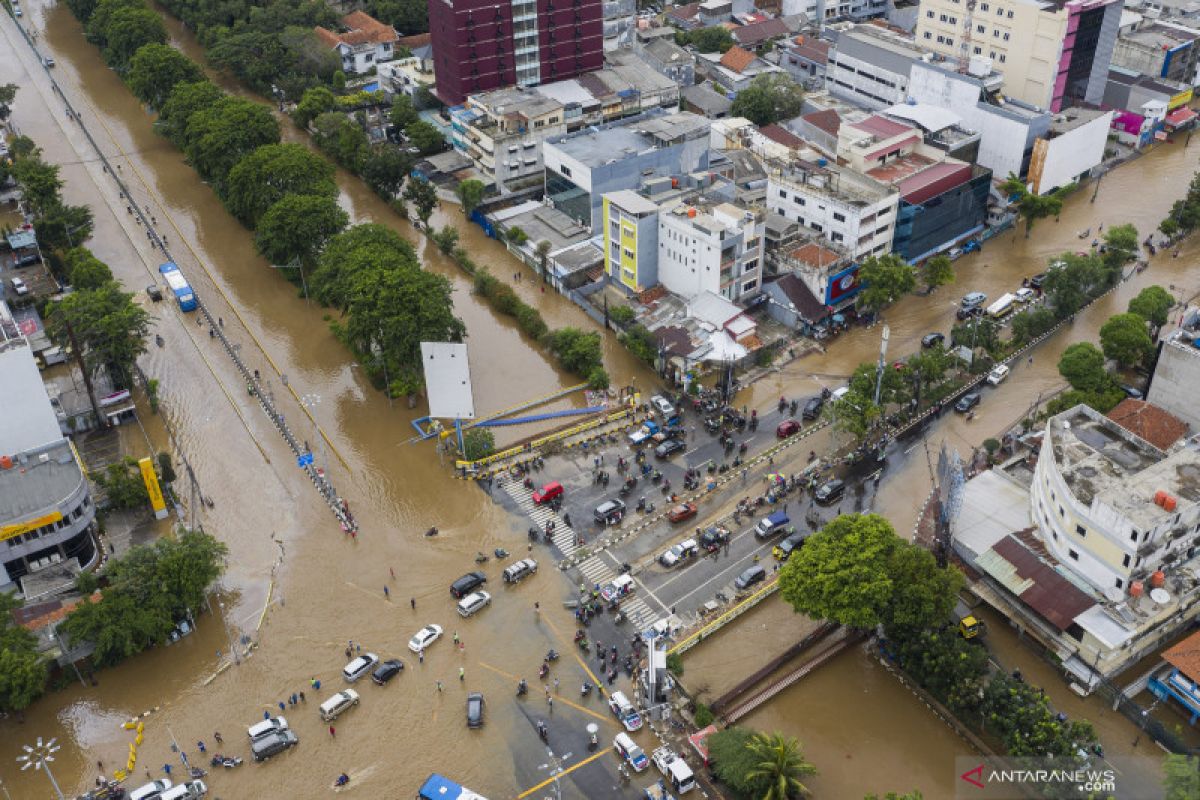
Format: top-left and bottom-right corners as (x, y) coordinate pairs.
(1165, 107), (1197, 129)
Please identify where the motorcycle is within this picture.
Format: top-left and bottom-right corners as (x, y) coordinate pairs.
(517, 679), (528, 696)
(636, 496), (647, 512)
(581, 682), (592, 697)
(545, 649), (559, 662)
(537, 722), (549, 742)
(618, 485), (632, 498)
(494, 548), (509, 559)
(334, 774), (351, 788)
(474, 552), (489, 564)
(210, 755), (243, 769)
(538, 663), (549, 679)
(613, 611), (626, 624)
(424, 527), (439, 537)
(588, 732), (598, 751)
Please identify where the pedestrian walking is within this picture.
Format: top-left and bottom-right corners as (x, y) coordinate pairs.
(459, 667), (465, 681)
(163, 764), (172, 776)
(213, 732), (223, 744)
(1028, 355), (1034, 365)
(553, 677), (559, 692)
(345, 646), (352, 658)
(418, 649), (424, 664)
(390, 567), (395, 580)
(263, 710), (270, 720)
(197, 741), (206, 753)
(329, 726), (336, 737)
(278, 701), (286, 712)
(453, 631), (460, 645)
(548, 695), (554, 711)
(410, 597), (416, 610)
(356, 643), (361, 653)
(310, 677), (317, 688)
(436, 680), (443, 692)
(298, 692), (305, 703)
(314, 679), (321, 690)
(384, 585), (390, 600)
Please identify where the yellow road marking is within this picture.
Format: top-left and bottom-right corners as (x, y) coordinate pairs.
(541, 614), (606, 689)
(476, 661), (609, 723)
(515, 750), (609, 799)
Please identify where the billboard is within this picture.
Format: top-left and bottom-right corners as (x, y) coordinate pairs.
(138, 457), (168, 520)
(421, 342), (476, 420)
(825, 264), (861, 305)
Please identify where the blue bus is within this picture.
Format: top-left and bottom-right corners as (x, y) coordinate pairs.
(159, 262), (197, 312)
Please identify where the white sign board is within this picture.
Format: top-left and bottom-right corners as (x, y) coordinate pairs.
(421, 342), (475, 420)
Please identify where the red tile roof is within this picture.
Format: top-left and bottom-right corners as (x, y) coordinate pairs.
(758, 124), (804, 150)
(801, 109), (840, 137)
(397, 32), (432, 48)
(342, 10), (400, 44)
(719, 46), (758, 74)
(668, 2), (701, 21)
(850, 114), (914, 139)
(1163, 629), (1200, 683)
(1106, 399), (1189, 451)
(314, 26), (342, 49)
(790, 35), (830, 64)
(731, 18), (791, 47)
(788, 241), (841, 268)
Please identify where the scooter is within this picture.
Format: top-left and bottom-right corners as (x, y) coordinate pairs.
(475, 552), (489, 564)
(581, 682), (592, 697)
(545, 649), (560, 662)
(334, 774), (350, 788)
(517, 679), (528, 696)
(538, 663), (549, 679)
(211, 755), (243, 769)
(425, 527), (439, 537)
(588, 732), (598, 751)
(537, 722), (549, 742)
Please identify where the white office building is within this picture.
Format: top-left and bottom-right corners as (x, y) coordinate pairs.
(658, 200), (765, 302)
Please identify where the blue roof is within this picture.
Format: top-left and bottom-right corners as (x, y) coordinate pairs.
(6, 229), (37, 249)
(158, 261), (179, 274)
(419, 774), (465, 799)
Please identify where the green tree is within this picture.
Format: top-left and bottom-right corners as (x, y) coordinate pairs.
(857, 253), (916, 313)
(1008, 307), (1057, 345)
(904, 347), (951, 398)
(950, 316), (1000, 353)
(405, 120), (445, 155)
(85, 0), (143, 48)
(545, 327), (604, 378)
(156, 451), (177, 483)
(921, 254), (954, 292)
(1001, 174), (1065, 239)
(882, 545), (963, 638)
(708, 727), (762, 797)
(10, 157), (64, 217)
(982, 673), (1097, 758)
(1042, 253), (1106, 319)
(255, 194), (349, 268)
(682, 26), (735, 53)
(311, 224), (416, 308)
(223, 143), (337, 227)
(0, 592), (46, 713)
(158, 81), (224, 147)
(779, 513), (899, 629)
(362, 146), (413, 200)
(65, 0), (102, 20)
(535, 239), (552, 281)
(892, 627), (987, 715)
(47, 282), (151, 390)
(95, 457), (152, 509)
(311, 112), (370, 172)
(506, 226), (529, 245)
(1100, 222), (1139, 276)
(744, 732), (817, 800)
(1057, 342), (1112, 394)
(619, 324), (658, 365)
(462, 428), (495, 460)
(36, 203), (95, 253)
(364, 0), (430, 35)
(404, 177), (438, 228)
(102, 7), (168, 72)
(1099, 312), (1152, 367)
(65, 247), (115, 289)
(848, 361), (909, 407)
(456, 179), (486, 216)
(826, 387), (881, 443)
(731, 73), (805, 126)
(431, 225), (459, 254)
(184, 96), (281, 187)
(1128, 285), (1174, 327)
(127, 43), (203, 108)
(293, 86), (338, 129)
(1163, 755), (1200, 800)
(865, 793), (924, 800)
(389, 93), (420, 129)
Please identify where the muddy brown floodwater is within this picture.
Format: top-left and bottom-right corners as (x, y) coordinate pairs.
(2, 1), (1199, 796)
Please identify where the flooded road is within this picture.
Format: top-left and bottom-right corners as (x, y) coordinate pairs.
(2, 1), (1199, 796)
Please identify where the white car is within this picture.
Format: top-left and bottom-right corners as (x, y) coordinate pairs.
(986, 364), (1010, 386)
(1014, 287), (1036, 303)
(129, 780), (173, 800)
(247, 716), (288, 741)
(456, 590), (491, 618)
(342, 652), (379, 682)
(10, 277), (29, 296)
(408, 623), (443, 653)
(650, 394), (675, 417)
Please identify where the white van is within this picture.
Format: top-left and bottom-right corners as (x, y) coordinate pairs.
(607, 690), (643, 731)
(160, 780), (208, 800)
(456, 590), (491, 617)
(319, 689), (359, 721)
(986, 364), (1010, 386)
(613, 732), (649, 772)
(129, 780), (172, 800)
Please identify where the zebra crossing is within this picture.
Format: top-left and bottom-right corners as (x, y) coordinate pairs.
(501, 482), (662, 631)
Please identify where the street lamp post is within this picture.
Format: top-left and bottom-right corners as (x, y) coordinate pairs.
(300, 393), (326, 476)
(17, 738), (64, 800)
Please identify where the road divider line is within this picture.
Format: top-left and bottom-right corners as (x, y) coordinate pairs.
(515, 750), (609, 799)
(477, 661), (609, 722)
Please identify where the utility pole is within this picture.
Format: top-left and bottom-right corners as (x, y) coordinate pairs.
(873, 325), (890, 407)
(1090, 169), (1103, 203)
(63, 319), (107, 429)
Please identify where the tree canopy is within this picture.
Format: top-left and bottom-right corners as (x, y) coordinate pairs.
(1128, 285), (1174, 327)
(126, 43), (204, 108)
(403, 177), (438, 229)
(47, 282), (151, 391)
(921, 254), (954, 292)
(255, 194), (349, 268)
(223, 142), (337, 227)
(677, 26), (734, 53)
(1099, 312), (1153, 368)
(731, 73), (805, 127)
(65, 246), (115, 289)
(1001, 174), (1067, 238)
(158, 81), (224, 147)
(0, 592), (46, 713)
(857, 253), (916, 313)
(183, 96), (281, 187)
(456, 179), (487, 216)
(312, 111), (370, 172)
(102, 7), (168, 72)
(362, 146), (413, 200)
(1057, 342), (1111, 394)
(405, 120), (445, 155)
(745, 732), (817, 800)
(1041, 253), (1108, 319)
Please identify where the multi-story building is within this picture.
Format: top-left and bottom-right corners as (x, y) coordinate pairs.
(826, 23), (925, 109)
(315, 11), (400, 76)
(835, 114), (991, 261)
(1031, 403), (1198, 595)
(778, 35), (831, 89)
(542, 111), (712, 230)
(0, 342), (98, 592)
(766, 155), (899, 258)
(428, 0), (604, 105)
(914, 0), (1124, 112)
(602, 0), (637, 50)
(1112, 23), (1200, 85)
(1148, 323), (1200, 435)
(602, 190), (661, 293)
(635, 35), (697, 87)
(448, 89), (565, 191)
(658, 200), (765, 302)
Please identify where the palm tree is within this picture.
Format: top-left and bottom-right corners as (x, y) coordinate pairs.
(744, 732), (816, 799)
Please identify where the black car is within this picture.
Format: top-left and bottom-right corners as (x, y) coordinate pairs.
(251, 729), (298, 762)
(1029, 273), (1047, 290)
(450, 571), (487, 599)
(466, 692), (485, 728)
(921, 332), (945, 349)
(146, 284), (163, 302)
(814, 479), (845, 505)
(655, 438), (686, 459)
(956, 306), (983, 321)
(699, 526), (729, 551)
(801, 396), (824, 420)
(734, 565), (767, 590)
(955, 392), (981, 413)
(372, 659), (404, 685)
